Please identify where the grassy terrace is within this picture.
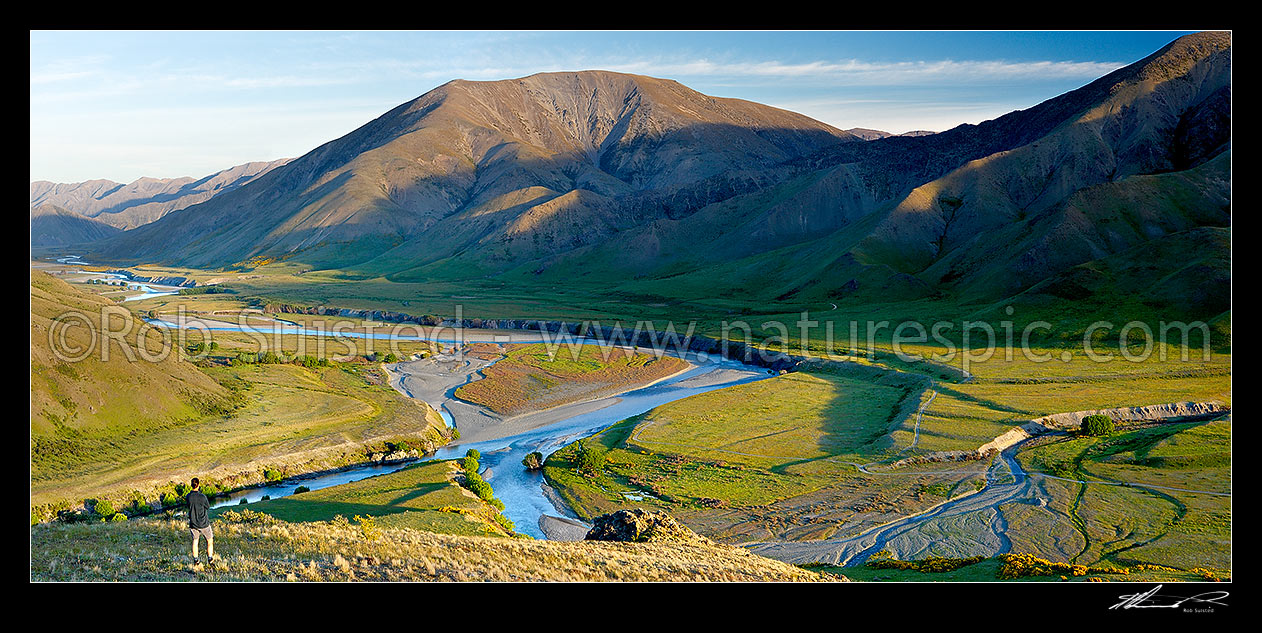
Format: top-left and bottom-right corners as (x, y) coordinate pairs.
(814, 553), (1224, 582)
(31, 359), (450, 515)
(219, 460), (512, 538)
(543, 370), (985, 542)
(453, 343), (689, 416)
(1011, 417), (1231, 571)
(543, 344), (1230, 573)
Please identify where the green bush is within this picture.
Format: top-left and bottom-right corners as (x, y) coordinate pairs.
(493, 512), (515, 533)
(93, 499), (115, 519)
(1081, 414), (1115, 437)
(297, 355), (332, 368)
(178, 285), (232, 295)
(294, 485), (311, 494)
(867, 555), (985, 573)
(465, 449), (481, 461)
(161, 491), (180, 508)
(574, 441), (606, 473)
(263, 467), (284, 482)
(109, 512), (128, 522)
(239, 498), (248, 505)
(460, 456), (480, 474)
(128, 491), (150, 514)
(522, 451), (544, 470)
(467, 479), (494, 502)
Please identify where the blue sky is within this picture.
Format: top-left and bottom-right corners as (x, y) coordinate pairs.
(30, 30), (1195, 183)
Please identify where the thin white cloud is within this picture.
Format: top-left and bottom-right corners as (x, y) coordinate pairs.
(299, 54), (1126, 86)
(29, 70), (93, 84)
(597, 58), (1126, 84)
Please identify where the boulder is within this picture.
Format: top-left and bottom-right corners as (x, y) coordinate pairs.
(584, 509), (710, 545)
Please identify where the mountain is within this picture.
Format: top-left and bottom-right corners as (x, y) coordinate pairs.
(30, 204), (122, 247)
(86, 33), (1231, 323)
(90, 71), (856, 268)
(509, 32), (1231, 320)
(30, 158), (291, 231)
(845, 128), (937, 141)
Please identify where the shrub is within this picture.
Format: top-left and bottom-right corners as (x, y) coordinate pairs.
(574, 441), (606, 474)
(93, 499), (115, 519)
(997, 553), (1113, 579)
(867, 555), (985, 573)
(465, 449), (481, 461)
(297, 355), (331, 368)
(293, 485), (311, 494)
(493, 512), (515, 533)
(522, 451), (544, 470)
(261, 495), (271, 501)
(263, 467), (284, 482)
(161, 491), (181, 508)
(382, 352), (400, 363)
(353, 515), (381, 541)
(127, 489), (149, 514)
(109, 512), (127, 522)
(238, 498), (248, 505)
(460, 456), (480, 474)
(174, 482), (192, 496)
(467, 479), (494, 502)
(1080, 414), (1115, 437)
(217, 509), (276, 525)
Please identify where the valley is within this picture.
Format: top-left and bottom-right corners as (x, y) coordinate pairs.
(30, 31), (1230, 584)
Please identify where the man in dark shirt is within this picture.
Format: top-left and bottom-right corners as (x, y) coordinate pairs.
(186, 478), (213, 564)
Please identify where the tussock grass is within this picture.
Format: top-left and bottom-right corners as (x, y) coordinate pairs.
(30, 513), (836, 582)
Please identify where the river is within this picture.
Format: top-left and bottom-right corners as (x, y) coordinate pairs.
(140, 317), (770, 537)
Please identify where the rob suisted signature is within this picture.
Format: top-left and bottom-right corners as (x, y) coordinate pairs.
(1110, 584), (1229, 611)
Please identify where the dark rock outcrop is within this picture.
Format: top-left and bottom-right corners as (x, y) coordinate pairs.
(584, 509), (711, 545)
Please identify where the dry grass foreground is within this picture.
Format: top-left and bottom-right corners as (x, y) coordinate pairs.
(30, 511), (836, 582)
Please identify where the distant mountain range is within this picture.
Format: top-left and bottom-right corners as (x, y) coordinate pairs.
(844, 128), (937, 141)
(29, 158), (290, 243)
(70, 32), (1229, 321)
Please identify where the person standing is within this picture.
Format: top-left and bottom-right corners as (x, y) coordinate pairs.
(186, 478), (214, 564)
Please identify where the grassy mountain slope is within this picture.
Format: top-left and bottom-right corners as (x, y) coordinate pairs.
(30, 271), (453, 514)
(505, 32), (1231, 326)
(30, 204), (122, 247)
(30, 270), (228, 440)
